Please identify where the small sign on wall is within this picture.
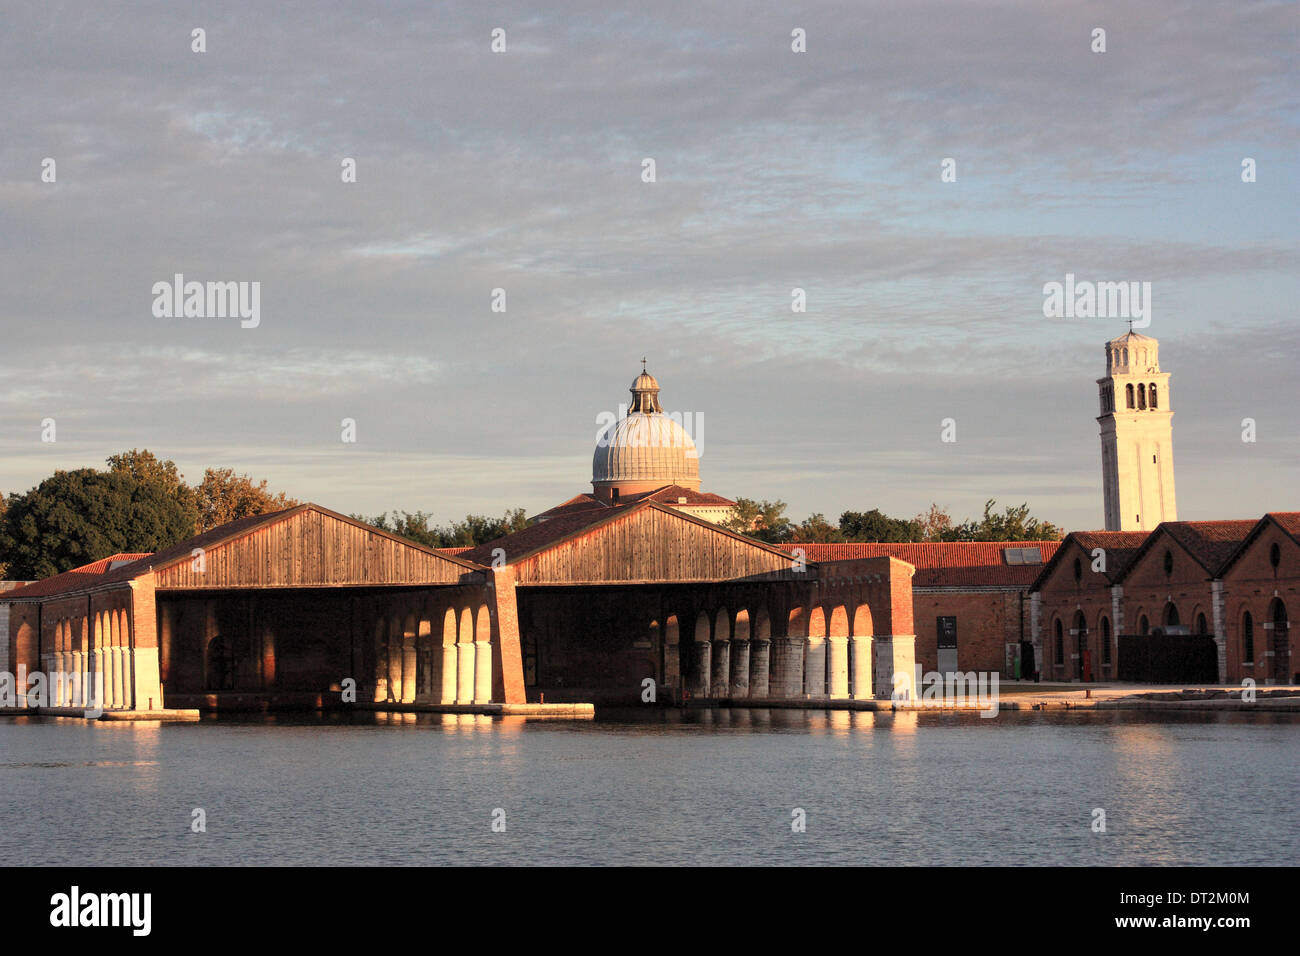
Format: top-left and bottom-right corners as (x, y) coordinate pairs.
(937, 615), (958, 673)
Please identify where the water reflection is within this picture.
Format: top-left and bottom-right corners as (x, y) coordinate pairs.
(0, 709), (1293, 866)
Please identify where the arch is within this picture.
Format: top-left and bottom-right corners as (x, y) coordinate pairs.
(473, 604), (492, 704)
(662, 614), (681, 695)
(416, 617), (432, 700)
(1241, 609), (1255, 665)
(730, 610), (751, 698)
(828, 606), (849, 638)
(1126, 383), (1134, 408)
(206, 634), (232, 691)
(1163, 602), (1180, 628)
(787, 607), (807, 638)
(807, 607), (826, 637)
(1053, 618), (1065, 669)
(1100, 615), (1113, 668)
(690, 610), (712, 697)
(1138, 614), (1150, 636)
(1149, 383), (1158, 408)
(456, 607), (475, 705)
(1195, 611), (1208, 635)
(827, 606), (850, 698)
(1137, 383), (1146, 410)
(1122, 347), (1129, 365)
(754, 608), (771, 641)
(438, 607), (458, 704)
(714, 607), (730, 643)
(851, 604), (872, 637)
(805, 607), (828, 698)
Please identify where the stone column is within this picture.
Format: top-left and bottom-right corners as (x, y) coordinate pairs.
(90, 646), (104, 710)
(70, 650), (84, 707)
(828, 636), (849, 699)
(873, 634), (917, 700)
(749, 639), (771, 698)
(771, 637), (804, 698)
(473, 640), (492, 704)
(111, 646), (124, 708)
(694, 641), (712, 698)
(804, 636), (826, 698)
(455, 640), (475, 705)
(730, 640), (751, 698)
(851, 635), (873, 699)
(401, 638), (417, 703)
(711, 641), (731, 698)
(59, 650), (73, 706)
(440, 645), (458, 704)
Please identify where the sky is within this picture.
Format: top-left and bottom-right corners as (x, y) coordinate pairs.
(1, 0), (1296, 531)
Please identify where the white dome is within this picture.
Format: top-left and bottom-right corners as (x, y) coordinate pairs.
(593, 413), (700, 485)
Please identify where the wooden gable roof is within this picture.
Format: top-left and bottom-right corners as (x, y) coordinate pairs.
(14, 504), (484, 598)
(462, 500), (800, 585)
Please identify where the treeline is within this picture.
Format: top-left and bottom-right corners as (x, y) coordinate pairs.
(0, 448), (531, 580)
(350, 510), (530, 549)
(0, 450), (299, 580)
(720, 499), (1062, 544)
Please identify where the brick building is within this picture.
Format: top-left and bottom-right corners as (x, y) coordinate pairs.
(1031, 514), (1298, 684)
(778, 542), (1061, 678)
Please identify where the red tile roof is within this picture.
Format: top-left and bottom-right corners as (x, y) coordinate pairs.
(462, 504), (642, 566)
(777, 541), (1062, 588)
(626, 485), (735, 507)
(437, 547), (473, 555)
(1210, 512), (1300, 577)
(531, 486), (736, 522)
(1144, 520), (1258, 577)
(3, 553), (153, 600)
(530, 494), (609, 521)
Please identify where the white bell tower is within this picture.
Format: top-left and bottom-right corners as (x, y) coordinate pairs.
(1097, 330), (1177, 531)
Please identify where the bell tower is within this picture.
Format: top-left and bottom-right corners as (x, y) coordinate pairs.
(1097, 330), (1177, 531)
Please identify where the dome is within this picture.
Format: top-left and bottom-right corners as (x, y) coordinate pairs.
(592, 365), (701, 496)
(593, 414), (700, 485)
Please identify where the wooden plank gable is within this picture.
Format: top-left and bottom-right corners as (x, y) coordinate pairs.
(150, 506), (478, 589)
(509, 503), (796, 585)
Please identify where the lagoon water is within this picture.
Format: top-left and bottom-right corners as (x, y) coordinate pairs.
(2, 709), (1296, 866)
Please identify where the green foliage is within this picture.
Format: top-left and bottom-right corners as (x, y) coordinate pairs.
(791, 513), (845, 543)
(0, 467), (197, 579)
(721, 497), (792, 543)
(946, 499), (1063, 542)
(839, 508), (923, 542)
(779, 500), (1063, 543)
(353, 508), (530, 548)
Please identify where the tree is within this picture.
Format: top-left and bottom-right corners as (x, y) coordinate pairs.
(106, 449), (199, 534)
(913, 503), (954, 542)
(948, 499), (1063, 542)
(196, 468), (298, 533)
(353, 508), (531, 548)
(791, 513), (845, 543)
(0, 468), (196, 579)
(839, 508), (923, 542)
(722, 498), (791, 543)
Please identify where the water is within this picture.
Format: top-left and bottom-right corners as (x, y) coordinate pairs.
(1, 709), (1296, 866)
